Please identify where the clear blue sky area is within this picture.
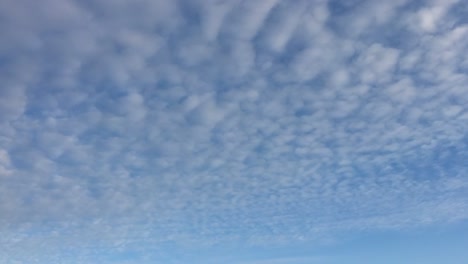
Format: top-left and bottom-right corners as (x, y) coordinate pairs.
(92, 221), (468, 263)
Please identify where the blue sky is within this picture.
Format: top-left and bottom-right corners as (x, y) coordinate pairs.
(0, 0), (467, 263)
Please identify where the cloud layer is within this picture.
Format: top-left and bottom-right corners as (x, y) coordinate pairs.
(1, 0), (468, 263)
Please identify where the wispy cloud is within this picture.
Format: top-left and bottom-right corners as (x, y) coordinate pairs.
(1, 0), (467, 263)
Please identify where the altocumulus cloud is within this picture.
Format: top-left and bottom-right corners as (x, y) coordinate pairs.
(0, 0), (468, 263)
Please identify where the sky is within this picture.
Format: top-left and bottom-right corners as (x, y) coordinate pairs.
(0, 0), (467, 263)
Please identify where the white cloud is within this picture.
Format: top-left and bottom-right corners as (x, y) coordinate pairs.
(416, 0), (460, 32)
(0, 85), (27, 123)
(224, 0), (279, 40)
(259, 1), (307, 52)
(199, 0), (239, 41)
(355, 43), (400, 84)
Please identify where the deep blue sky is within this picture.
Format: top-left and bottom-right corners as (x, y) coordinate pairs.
(0, 0), (467, 263)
